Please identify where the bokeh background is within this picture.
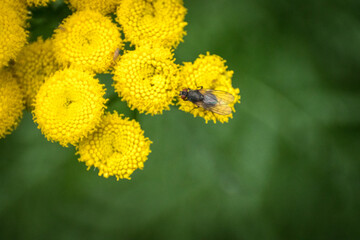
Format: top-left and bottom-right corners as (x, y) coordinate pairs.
(1, 0), (360, 239)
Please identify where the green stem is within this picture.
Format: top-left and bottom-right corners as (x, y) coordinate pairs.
(133, 109), (138, 121)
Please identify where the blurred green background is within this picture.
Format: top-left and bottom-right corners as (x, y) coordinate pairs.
(1, 0), (360, 239)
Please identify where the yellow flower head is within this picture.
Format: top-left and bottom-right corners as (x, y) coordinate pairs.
(33, 68), (107, 147)
(4, 0), (28, 23)
(66, 0), (122, 15)
(77, 112), (152, 180)
(53, 10), (123, 73)
(0, 69), (25, 139)
(116, 0), (187, 48)
(0, 2), (27, 68)
(178, 53), (240, 123)
(113, 47), (179, 115)
(12, 38), (62, 109)
(24, 0), (55, 7)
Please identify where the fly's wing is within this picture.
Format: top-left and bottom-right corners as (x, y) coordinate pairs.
(196, 101), (233, 115)
(196, 89), (234, 115)
(199, 89), (235, 104)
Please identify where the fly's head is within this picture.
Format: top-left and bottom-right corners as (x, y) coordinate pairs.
(179, 89), (189, 100)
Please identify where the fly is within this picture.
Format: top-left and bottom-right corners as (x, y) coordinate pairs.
(179, 87), (234, 115)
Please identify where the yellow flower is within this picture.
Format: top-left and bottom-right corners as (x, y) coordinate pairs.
(0, 69), (25, 139)
(116, 0), (187, 48)
(12, 38), (62, 109)
(24, 0), (55, 7)
(177, 53), (240, 123)
(65, 0), (122, 15)
(33, 68), (107, 147)
(0, 2), (27, 68)
(4, 0), (28, 24)
(113, 47), (179, 115)
(53, 10), (123, 73)
(77, 112), (152, 180)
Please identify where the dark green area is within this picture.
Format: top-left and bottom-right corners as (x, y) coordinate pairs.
(1, 0), (360, 239)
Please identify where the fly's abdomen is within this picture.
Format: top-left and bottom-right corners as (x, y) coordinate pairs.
(203, 93), (217, 106)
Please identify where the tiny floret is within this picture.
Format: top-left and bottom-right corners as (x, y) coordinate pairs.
(117, 0), (187, 48)
(77, 112), (152, 180)
(113, 47), (179, 115)
(53, 10), (123, 73)
(177, 53), (240, 123)
(33, 68), (107, 146)
(0, 69), (25, 139)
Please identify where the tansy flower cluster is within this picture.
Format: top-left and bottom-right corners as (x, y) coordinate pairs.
(1, 0), (240, 180)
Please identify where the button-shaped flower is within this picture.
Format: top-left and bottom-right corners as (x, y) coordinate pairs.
(77, 112), (152, 180)
(12, 38), (62, 109)
(117, 0), (187, 48)
(66, 0), (122, 15)
(0, 70), (25, 139)
(113, 47), (179, 115)
(53, 10), (123, 73)
(33, 68), (107, 147)
(0, 2), (27, 68)
(177, 53), (240, 123)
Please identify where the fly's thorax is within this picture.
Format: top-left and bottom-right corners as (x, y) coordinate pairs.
(187, 90), (203, 103)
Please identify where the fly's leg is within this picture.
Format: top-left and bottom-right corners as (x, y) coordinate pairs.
(194, 81), (203, 90)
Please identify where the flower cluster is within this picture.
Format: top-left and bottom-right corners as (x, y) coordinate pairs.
(1, 0), (239, 180)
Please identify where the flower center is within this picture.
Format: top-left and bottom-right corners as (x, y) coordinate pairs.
(64, 98), (73, 108)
